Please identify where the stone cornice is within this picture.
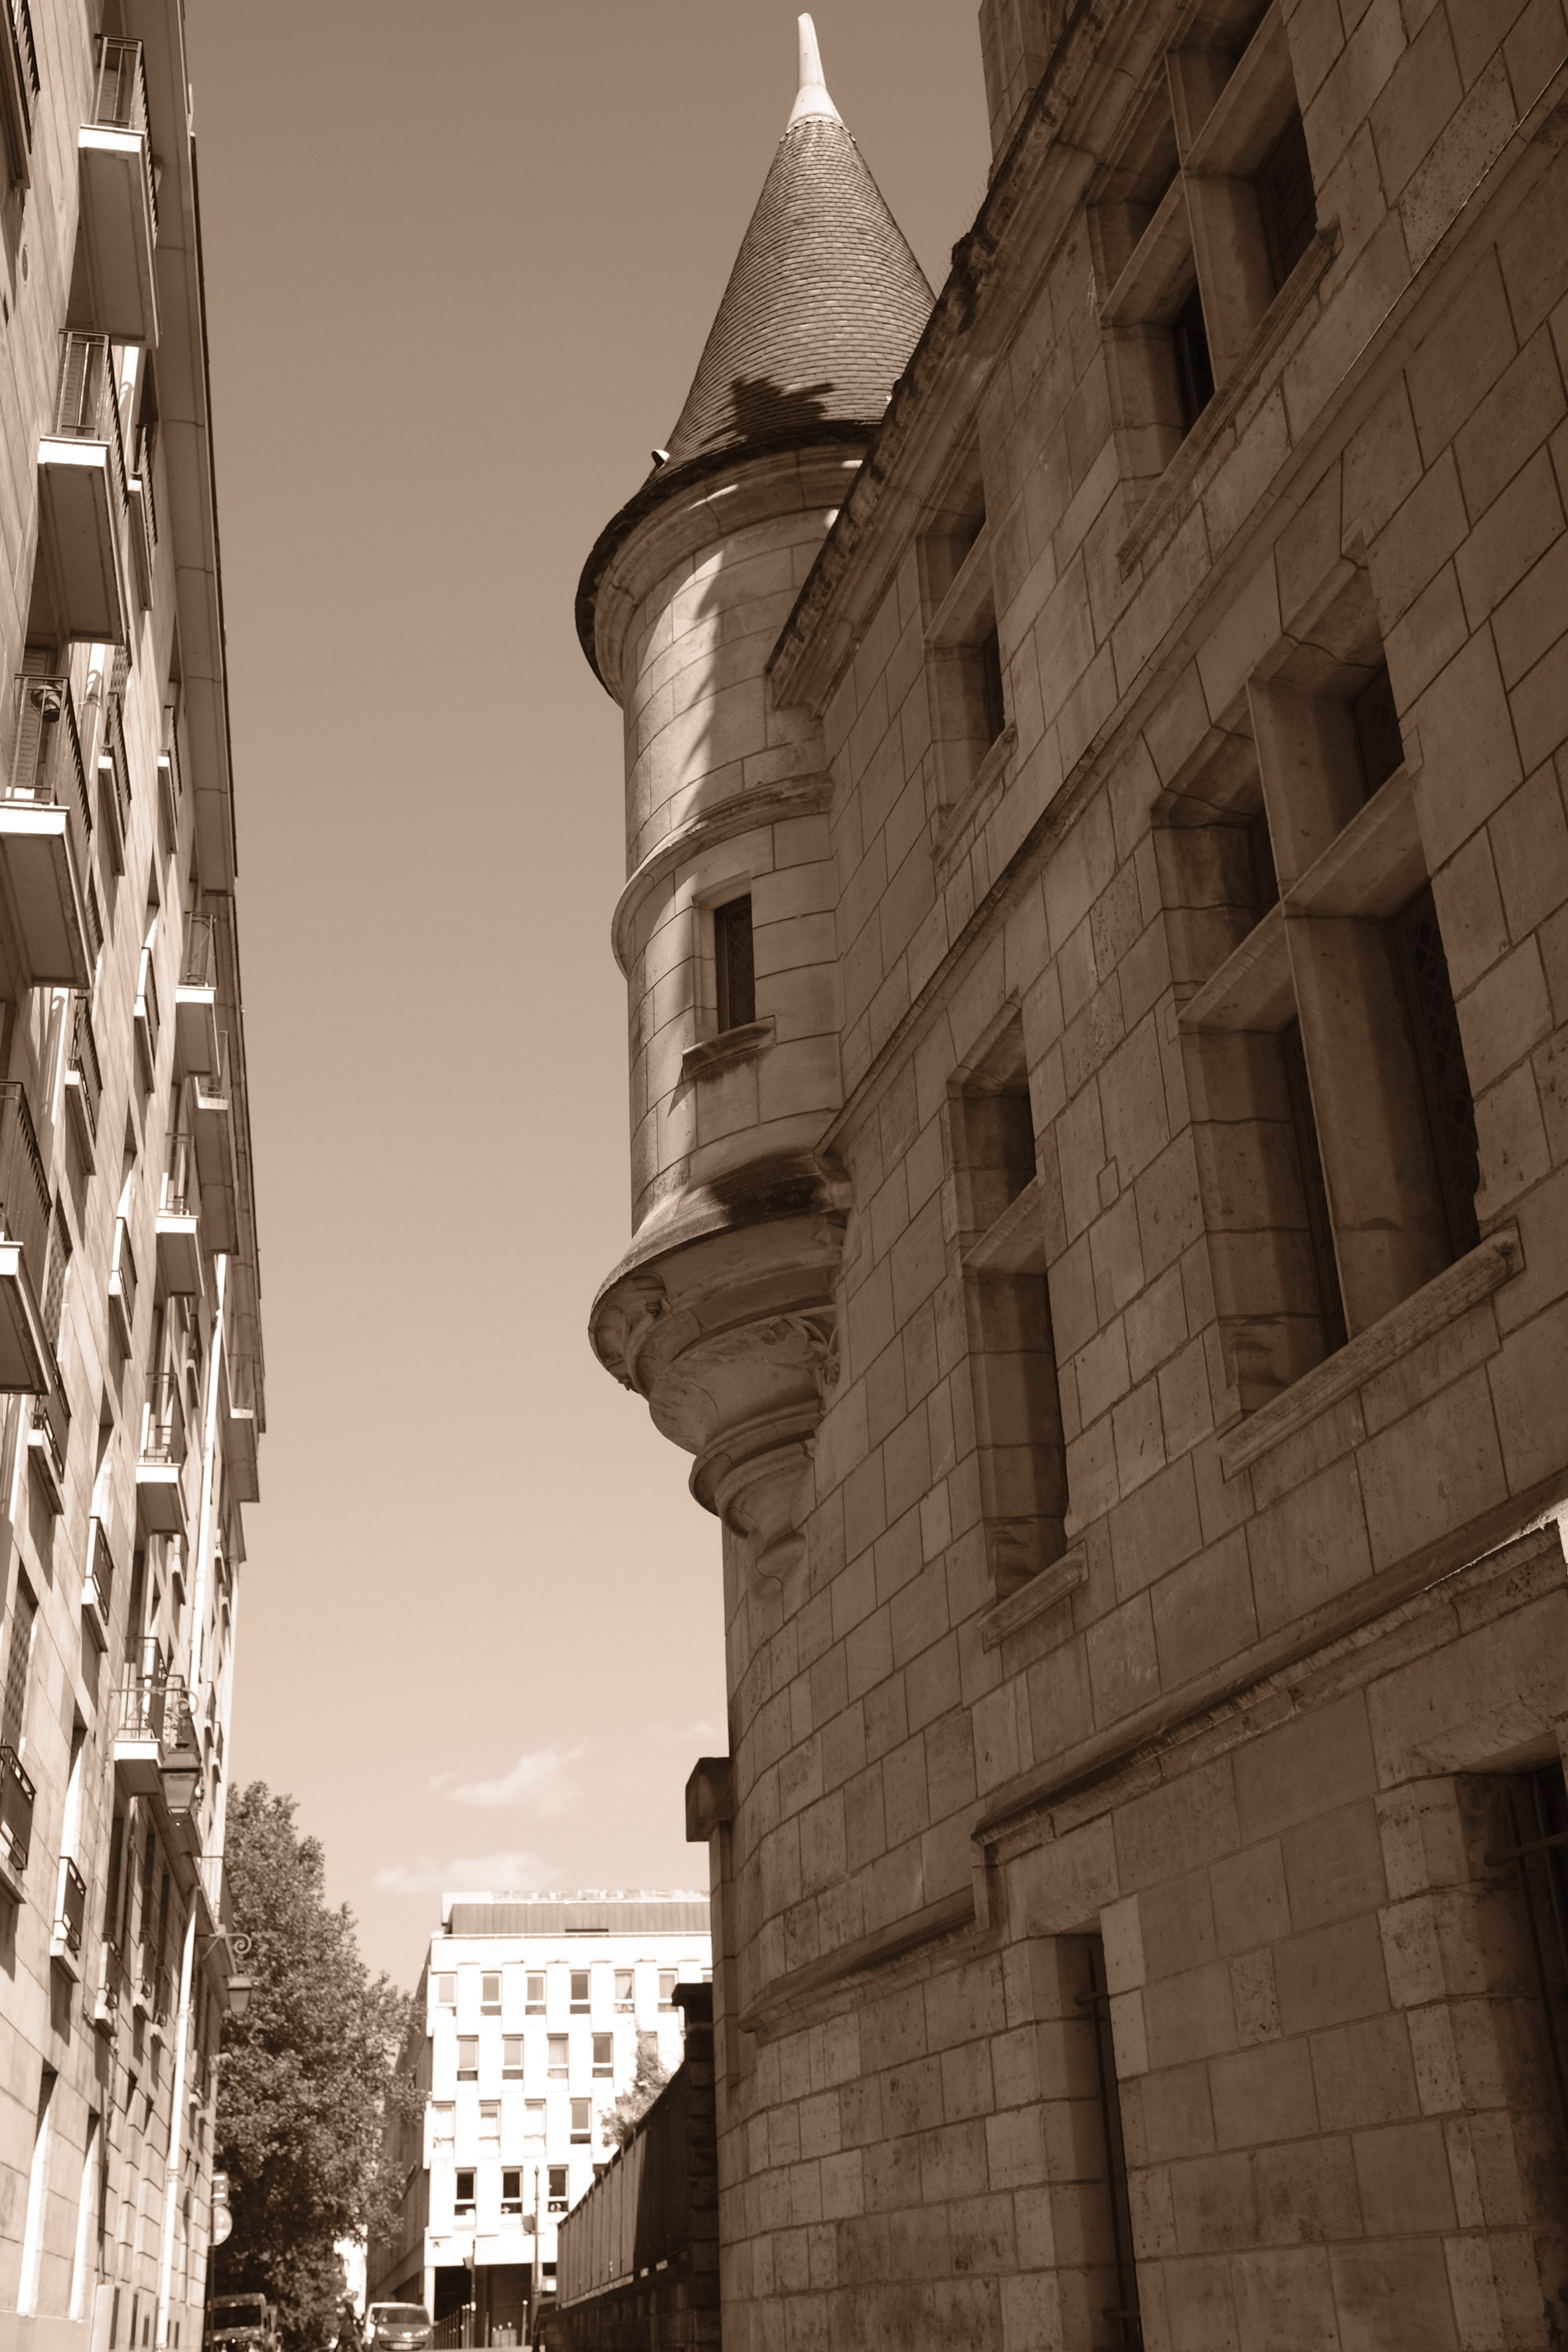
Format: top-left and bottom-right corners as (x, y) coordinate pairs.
(611, 773), (833, 977)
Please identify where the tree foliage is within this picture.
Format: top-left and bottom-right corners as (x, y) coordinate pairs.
(600, 2030), (670, 2150)
(214, 1784), (415, 2351)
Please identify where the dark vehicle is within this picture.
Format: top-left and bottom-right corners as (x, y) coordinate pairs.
(364, 2307), (432, 2352)
(206, 2297), (280, 2352)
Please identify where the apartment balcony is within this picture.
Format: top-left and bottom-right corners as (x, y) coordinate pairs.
(223, 1347), (259, 1504)
(94, 1936), (123, 2031)
(50, 1855), (87, 1976)
(77, 39), (158, 345)
(113, 1670), (192, 1798)
(0, 0), (38, 186)
(133, 943), (160, 1091)
(127, 426), (157, 609)
(0, 1741), (35, 1901)
(63, 992), (102, 1166)
(108, 1214), (138, 1356)
(0, 1081), (53, 1393)
(156, 1130), (202, 1296)
(37, 333), (129, 645)
(1, 673), (95, 987)
(83, 1514), (115, 1651)
(96, 686), (131, 873)
(193, 1049), (240, 1253)
(175, 912), (220, 1076)
(136, 1372), (187, 1534)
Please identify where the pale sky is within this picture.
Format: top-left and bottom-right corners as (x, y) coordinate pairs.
(184, 0), (990, 1986)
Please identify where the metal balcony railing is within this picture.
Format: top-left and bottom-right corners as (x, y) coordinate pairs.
(110, 1213), (137, 1331)
(100, 689), (131, 832)
(163, 1129), (197, 1217)
(116, 1670), (192, 1759)
(55, 1855), (86, 1954)
(135, 944), (160, 1061)
(52, 333), (129, 516)
(180, 912), (217, 990)
(7, 673), (94, 865)
(29, 1391), (62, 1482)
(87, 1513), (114, 1618)
(140, 1371), (183, 1468)
(0, 1079), (50, 1277)
(88, 37), (157, 232)
(97, 1936), (123, 2021)
(68, 994), (102, 1143)
(0, 1740), (35, 1873)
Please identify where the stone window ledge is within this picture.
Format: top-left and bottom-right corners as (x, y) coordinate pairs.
(1218, 1223), (1523, 1478)
(931, 724), (1016, 886)
(978, 1547), (1087, 1651)
(680, 1016), (775, 1081)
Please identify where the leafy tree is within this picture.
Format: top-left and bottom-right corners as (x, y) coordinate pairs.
(214, 1784), (415, 2351)
(600, 2031), (670, 2150)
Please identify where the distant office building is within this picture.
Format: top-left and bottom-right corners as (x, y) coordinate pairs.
(368, 1895), (712, 2341)
(0, 1), (263, 2348)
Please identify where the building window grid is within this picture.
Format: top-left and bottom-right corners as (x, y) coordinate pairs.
(502, 2036), (524, 2080)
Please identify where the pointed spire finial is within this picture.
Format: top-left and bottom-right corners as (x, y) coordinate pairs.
(788, 13), (842, 127)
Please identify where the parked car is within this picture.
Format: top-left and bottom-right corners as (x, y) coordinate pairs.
(206, 2297), (281, 2352)
(364, 2307), (433, 2352)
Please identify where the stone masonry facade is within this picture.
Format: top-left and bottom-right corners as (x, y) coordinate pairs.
(581, 2), (1568, 2345)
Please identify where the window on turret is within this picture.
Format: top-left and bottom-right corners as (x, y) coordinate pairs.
(714, 897), (755, 1032)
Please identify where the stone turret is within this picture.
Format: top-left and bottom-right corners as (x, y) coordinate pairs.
(580, 19), (931, 1575)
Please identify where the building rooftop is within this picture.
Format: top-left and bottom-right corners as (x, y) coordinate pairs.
(660, 13), (933, 471)
(439, 1891), (711, 1938)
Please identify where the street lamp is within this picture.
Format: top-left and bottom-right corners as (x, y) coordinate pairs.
(227, 1974), (256, 2019)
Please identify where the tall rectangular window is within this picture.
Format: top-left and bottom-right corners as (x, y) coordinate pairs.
(480, 1972), (501, 2013)
(523, 2100), (545, 2147)
(591, 2035), (612, 2078)
(568, 1970), (590, 2013)
(546, 2035), (568, 2078)
(1080, 1937), (1142, 2348)
(453, 2169), (475, 2219)
(613, 1968), (634, 2009)
(433, 1973), (455, 2009)
(524, 1972), (546, 2013)
(569, 2098), (591, 2146)
(659, 1972), (676, 2010)
(455, 2037), (478, 2082)
(430, 2103), (454, 2152)
(502, 2037), (524, 2080)
(478, 2101), (500, 2150)
(546, 2167), (567, 2211)
(714, 897), (755, 1032)
(501, 2169), (522, 2217)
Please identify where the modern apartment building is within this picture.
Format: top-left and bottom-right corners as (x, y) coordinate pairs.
(367, 1897), (712, 2344)
(0, 5), (263, 2352)
(580, 7), (1568, 2347)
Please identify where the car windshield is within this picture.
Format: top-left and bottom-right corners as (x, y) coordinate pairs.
(372, 2313), (430, 2327)
(211, 2306), (266, 2331)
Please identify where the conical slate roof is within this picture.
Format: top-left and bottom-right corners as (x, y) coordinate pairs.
(661, 19), (934, 469)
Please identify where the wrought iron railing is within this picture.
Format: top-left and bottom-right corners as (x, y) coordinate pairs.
(7, 0), (37, 150)
(67, 994), (102, 1142)
(110, 1214), (137, 1331)
(55, 1855), (86, 1954)
(135, 945), (160, 1061)
(116, 1672), (192, 1759)
(88, 37), (157, 233)
(51, 333), (129, 517)
(86, 1514), (115, 1620)
(0, 1739), (35, 1873)
(29, 1390), (62, 1482)
(7, 673), (94, 872)
(140, 1370), (183, 1467)
(180, 912), (217, 989)
(162, 1129), (197, 1217)
(0, 1079), (50, 1279)
(100, 689), (131, 832)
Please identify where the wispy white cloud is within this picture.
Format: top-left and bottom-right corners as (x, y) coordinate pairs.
(648, 1721), (724, 1751)
(441, 1746), (583, 1816)
(372, 1851), (560, 1895)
